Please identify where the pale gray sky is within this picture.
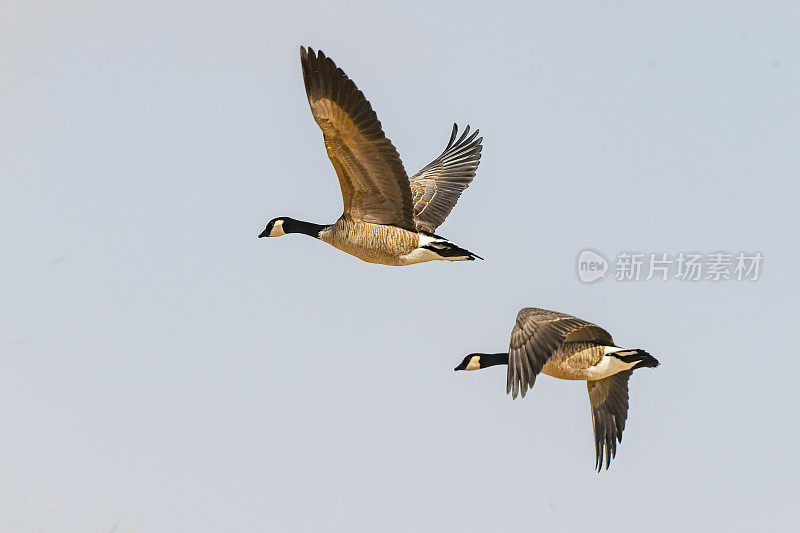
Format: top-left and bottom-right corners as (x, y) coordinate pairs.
(1, 1), (799, 531)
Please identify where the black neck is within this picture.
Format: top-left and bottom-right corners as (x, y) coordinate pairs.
(479, 352), (510, 368)
(284, 218), (327, 238)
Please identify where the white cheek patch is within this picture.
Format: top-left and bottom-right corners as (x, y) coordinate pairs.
(270, 220), (286, 237)
(465, 356), (481, 371)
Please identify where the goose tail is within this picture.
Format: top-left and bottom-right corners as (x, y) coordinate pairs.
(613, 349), (660, 369)
(420, 233), (483, 261)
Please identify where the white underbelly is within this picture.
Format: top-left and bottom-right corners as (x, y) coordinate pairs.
(583, 354), (637, 380)
(398, 246), (442, 265)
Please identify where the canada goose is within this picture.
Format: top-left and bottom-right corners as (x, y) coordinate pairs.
(259, 47), (483, 266)
(454, 308), (659, 470)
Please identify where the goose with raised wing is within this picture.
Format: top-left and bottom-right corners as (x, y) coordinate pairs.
(454, 307), (659, 470)
(258, 47), (483, 266)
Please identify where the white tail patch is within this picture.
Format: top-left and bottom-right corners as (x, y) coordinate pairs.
(610, 349), (641, 357)
(603, 346), (625, 355)
(399, 234), (471, 264)
(418, 233), (439, 248)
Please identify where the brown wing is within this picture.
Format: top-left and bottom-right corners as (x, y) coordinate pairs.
(506, 308), (615, 399)
(300, 47), (416, 230)
(409, 124), (483, 232)
(588, 370), (632, 471)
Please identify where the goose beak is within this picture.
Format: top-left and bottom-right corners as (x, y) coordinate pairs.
(258, 229), (269, 238)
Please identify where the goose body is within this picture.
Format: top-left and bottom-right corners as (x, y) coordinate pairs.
(454, 307), (659, 470)
(541, 343), (639, 381)
(259, 47), (483, 266)
(317, 218), (474, 266)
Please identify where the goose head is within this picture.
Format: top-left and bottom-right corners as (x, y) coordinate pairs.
(454, 352), (509, 371)
(454, 353), (484, 371)
(259, 217), (288, 238)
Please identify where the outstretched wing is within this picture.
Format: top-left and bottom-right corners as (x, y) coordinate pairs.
(588, 370), (632, 471)
(409, 124), (482, 233)
(507, 308), (615, 399)
(300, 47), (416, 230)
